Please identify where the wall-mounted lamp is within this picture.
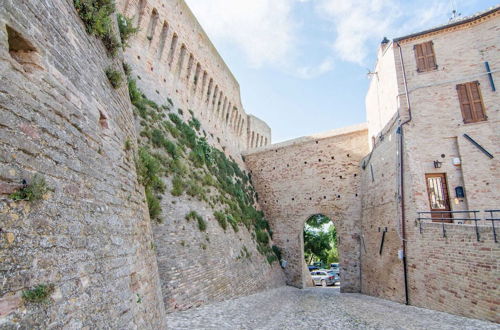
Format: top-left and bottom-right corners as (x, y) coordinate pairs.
(433, 160), (443, 168)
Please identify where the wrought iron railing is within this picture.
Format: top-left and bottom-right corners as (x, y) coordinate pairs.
(485, 210), (500, 243)
(416, 210), (499, 242)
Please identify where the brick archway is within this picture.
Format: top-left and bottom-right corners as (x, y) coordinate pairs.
(244, 125), (369, 292)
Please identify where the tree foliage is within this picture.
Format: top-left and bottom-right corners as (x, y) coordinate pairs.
(303, 214), (338, 265)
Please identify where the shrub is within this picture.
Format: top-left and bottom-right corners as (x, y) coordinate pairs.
(256, 229), (269, 245)
(145, 188), (161, 222)
(122, 62), (132, 77)
(117, 13), (138, 48)
(186, 180), (203, 199)
(197, 216), (207, 231)
(188, 117), (201, 131)
(22, 284), (54, 303)
(124, 138), (132, 151)
(10, 174), (49, 201)
(214, 211), (227, 230)
(272, 245), (282, 261)
(73, 0), (120, 56)
(185, 210), (206, 231)
(105, 67), (122, 88)
(171, 175), (184, 196)
(136, 147), (165, 192)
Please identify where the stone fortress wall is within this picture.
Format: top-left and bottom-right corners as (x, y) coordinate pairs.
(118, 0), (271, 159)
(0, 1), (166, 327)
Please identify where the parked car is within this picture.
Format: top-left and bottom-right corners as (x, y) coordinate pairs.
(330, 263), (340, 272)
(308, 265), (319, 271)
(311, 270), (336, 287)
(326, 270), (340, 285)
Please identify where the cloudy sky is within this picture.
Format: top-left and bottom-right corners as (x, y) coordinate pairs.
(185, 0), (498, 142)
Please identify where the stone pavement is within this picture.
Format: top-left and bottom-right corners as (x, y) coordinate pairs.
(166, 286), (499, 329)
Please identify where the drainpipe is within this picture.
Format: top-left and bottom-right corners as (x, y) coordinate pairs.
(396, 42), (411, 305)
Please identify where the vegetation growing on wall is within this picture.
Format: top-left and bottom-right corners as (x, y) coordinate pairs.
(105, 67), (123, 88)
(124, 68), (280, 263)
(73, 0), (120, 56)
(117, 13), (138, 49)
(22, 284), (54, 303)
(9, 174), (49, 201)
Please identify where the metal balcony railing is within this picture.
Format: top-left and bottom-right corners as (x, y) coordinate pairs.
(485, 210), (500, 243)
(416, 210), (499, 242)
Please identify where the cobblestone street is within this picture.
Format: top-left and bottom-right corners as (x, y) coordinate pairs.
(166, 286), (499, 329)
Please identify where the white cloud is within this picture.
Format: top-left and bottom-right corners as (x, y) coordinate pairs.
(294, 58), (334, 79)
(185, 0), (296, 67)
(316, 0), (450, 65)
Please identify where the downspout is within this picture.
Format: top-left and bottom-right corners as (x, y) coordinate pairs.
(396, 42), (411, 305)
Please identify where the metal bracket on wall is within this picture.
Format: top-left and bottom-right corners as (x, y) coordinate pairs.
(485, 62), (496, 92)
(378, 227), (387, 255)
(463, 134), (494, 159)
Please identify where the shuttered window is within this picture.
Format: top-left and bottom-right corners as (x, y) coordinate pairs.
(414, 41), (437, 72)
(456, 81), (487, 123)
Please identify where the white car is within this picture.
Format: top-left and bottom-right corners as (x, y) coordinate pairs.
(311, 270), (338, 287)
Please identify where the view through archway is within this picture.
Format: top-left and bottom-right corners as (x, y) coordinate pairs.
(304, 214), (340, 288)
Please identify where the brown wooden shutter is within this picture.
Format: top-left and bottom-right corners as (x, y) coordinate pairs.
(414, 44), (426, 72)
(457, 84), (473, 123)
(424, 41), (437, 70)
(456, 82), (486, 123)
(469, 81), (486, 121)
(414, 41), (437, 72)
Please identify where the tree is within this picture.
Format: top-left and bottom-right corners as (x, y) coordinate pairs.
(303, 214), (337, 265)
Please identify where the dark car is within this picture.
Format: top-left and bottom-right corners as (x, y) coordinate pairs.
(308, 265), (319, 271)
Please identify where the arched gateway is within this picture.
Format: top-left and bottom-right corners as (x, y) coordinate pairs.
(244, 124), (368, 292)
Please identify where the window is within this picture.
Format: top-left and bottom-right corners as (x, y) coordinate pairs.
(414, 41), (437, 72)
(456, 81), (487, 123)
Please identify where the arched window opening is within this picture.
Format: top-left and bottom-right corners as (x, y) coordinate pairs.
(206, 78), (213, 103)
(221, 97), (228, 120)
(146, 9), (159, 41)
(200, 71), (208, 98)
(304, 214), (339, 288)
(186, 54), (194, 82)
(212, 85), (219, 110)
(193, 63), (201, 91)
(167, 33), (178, 67)
(136, 0), (147, 28)
(216, 92), (223, 115)
(157, 22), (169, 59)
(176, 44), (187, 76)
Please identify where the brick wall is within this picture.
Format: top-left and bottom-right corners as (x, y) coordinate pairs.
(244, 125), (369, 292)
(361, 9), (500, 322)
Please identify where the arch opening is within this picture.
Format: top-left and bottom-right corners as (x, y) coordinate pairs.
(303, 214), (340, 289)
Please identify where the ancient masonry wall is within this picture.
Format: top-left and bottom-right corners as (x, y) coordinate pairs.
(115, 0), (286, 312)
(244, 125), (369, 292)
(118, 0), (271, 159)
(359, 125), (406, 303)
(0, 1), (165, 328)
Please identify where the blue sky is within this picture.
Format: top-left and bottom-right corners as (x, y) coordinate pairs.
(185, 0), (498, 143)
